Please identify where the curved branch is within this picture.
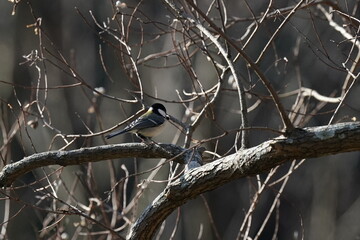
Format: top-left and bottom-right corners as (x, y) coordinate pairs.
(0, 143), (196, 187)
(181, 0), (294, 131)
(127, 121), (360, 239)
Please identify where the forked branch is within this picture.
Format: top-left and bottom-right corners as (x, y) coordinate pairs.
(127, 121), (360, 239)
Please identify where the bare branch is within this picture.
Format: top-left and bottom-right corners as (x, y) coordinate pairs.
(180, 0), (294, 132)
(127, 121), (360, 239)
(0, 143), (198, 187)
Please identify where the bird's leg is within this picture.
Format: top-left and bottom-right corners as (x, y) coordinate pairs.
(136, 133), (158, 144)
(136, 134), (152, 143)
(136, 133), (146, 141)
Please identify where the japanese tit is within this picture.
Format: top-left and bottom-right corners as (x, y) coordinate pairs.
(106, 103), (169, 140)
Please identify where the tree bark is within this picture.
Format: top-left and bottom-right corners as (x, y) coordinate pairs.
(0, 143), (191, 187)
(127, 122), (360, 239)
(1, 122), (360, 239)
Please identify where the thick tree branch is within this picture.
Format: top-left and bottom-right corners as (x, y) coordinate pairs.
(0, 143), (195, 187)
(127, 122), (360, 239)
(2, 122), (360, 238)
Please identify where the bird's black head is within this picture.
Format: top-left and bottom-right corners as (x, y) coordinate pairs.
(151, 103), (168, 118)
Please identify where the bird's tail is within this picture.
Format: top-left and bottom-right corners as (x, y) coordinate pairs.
(105, 129), (128, 139)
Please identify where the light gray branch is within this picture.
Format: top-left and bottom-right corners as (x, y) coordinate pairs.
(127, 122), (360, 239)
(0, 143), (194, 187)
(2, 122), (360, 239)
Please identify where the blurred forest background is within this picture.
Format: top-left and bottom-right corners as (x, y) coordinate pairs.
(0, 0), (360, 239)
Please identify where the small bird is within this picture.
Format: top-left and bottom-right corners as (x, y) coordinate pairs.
(106, 103), (169, 141)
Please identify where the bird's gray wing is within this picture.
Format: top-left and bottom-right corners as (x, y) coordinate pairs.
(106, 113), (165, 139)
(126, 113), (164, 131)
